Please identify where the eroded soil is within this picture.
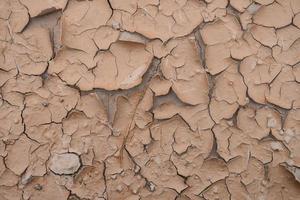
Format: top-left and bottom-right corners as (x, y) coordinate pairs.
(1, 0), (300, 200)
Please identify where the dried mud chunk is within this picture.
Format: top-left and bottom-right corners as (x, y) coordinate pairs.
(112, 93), (141, 138)
(48, 153), (81, 175)
(0, 155), (19, 187)
(94, 41), (153, 90)
(2, 0), (29, 33)
(226, 174), (251, 200)
(173, 125), (213, 156)
(153, 103), (214, 131)
(240, 55), (282, 104)
(76, 93), (107, 120)
(161, 38), (205, 80)
(240, 11), (252, 30)
(132, 118), (192, 193)
(23, 77), (80, 126)
(202, 0), (228, 22)
(149, 76), (172, 96)
(0, 157), (5, 176)
(202, 180), (230, 200)
(0, 169), (19, 187)
(0, 68), (17, 88)
(230, 0), (252, 12)
(109, 0), (138, 14)
(266, 165), (300, 200)
(291, 0), (300, 13)
(161, 37), (209, 105)
(62, 0), (112, 54)
(67, 163), (106, 199)
(25, 144), (51, 178)
(294, 63), (300, 82)
(276, 25), (300, 51)
(294, 13), (300, 28)
(62, 109), (111, 155)
(237, 106), (281, 140)
(94, 26), (120, 50)
(0, 101), (24, 140)
(251, 141), (273, 164)
(25, 126), (64, 154)
(171, 129), (214, 177)
(20, 0), (68, 17)
(110, 0), (205, 41)
(172, 74), (209, 105)
(139, 189), (178, 200)
(273, 109), (300, 166)
(119, 31), (149, 44)
(91, 133), (117, 162)
(266, 66), (300, 109)
(106, 169), (146, 200)
(209, 98), (239, 123)
(1, 74), (43, 97)
(213, 121), (251, 162)
(0, 186), (23, 200)
(253, 1), (293, 28)
(229, 39), (254, 60)
(254, 0), (274, 5)
(48, 49), (95, 90)
(0, 0), (11, 19)
(209, 63), (247, 122)
(23, 94), (52, 126)
(142, 160), (187, 193)
(205, 43), (233, 75)
(0, 20), (11, 42)
(200, 15), (242, 45)
(126, 128), (152, 157)
(273, 39), (300, 66)
(241, 157), (265, 185)
(10, 26), (53, 75)
(178, 104), (214, 130)
(5, 135), (38, 175)
(134, 90), (154, 129)
(23, 174), (69, 200)
(284, 164), (300, 183)
(198, 158), (229, 187)
(183, 175), (207, 199)
(250, 25), (277, 47)
(145, 39), (177, 59)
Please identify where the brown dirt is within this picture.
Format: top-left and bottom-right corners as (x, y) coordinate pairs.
(0, 0), (300, 199)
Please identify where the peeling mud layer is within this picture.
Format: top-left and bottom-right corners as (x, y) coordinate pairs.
(1, 0), (300, 200)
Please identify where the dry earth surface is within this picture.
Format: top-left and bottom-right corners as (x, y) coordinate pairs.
(1, 0), (300, 199)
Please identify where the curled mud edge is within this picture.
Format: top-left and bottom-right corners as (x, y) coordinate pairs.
(0, 0), (300, 199)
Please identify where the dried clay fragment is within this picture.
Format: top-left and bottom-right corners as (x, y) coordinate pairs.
(23, 175), (69, 200)
(49, 41), (153, 91)
(209, 63), (247, 123)
(0, 0), (29, 33)
(284, 164), (300, 183)
(253, 1), (293, 28)
(94, 41), (153, 90)
(5, 135), (38, 175)
(109, 0), (205, 41)
(161, 37), (209, 105)
(62, 0), (112, 54)
(48, 153), (81, 175)
(20, 0), (68, 17)
(7, 26), (53, 75)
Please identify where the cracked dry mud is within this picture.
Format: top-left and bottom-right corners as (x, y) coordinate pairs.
(1, 0), (300, 200)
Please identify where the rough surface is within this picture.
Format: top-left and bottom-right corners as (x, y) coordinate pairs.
(0, 0), (300, 200)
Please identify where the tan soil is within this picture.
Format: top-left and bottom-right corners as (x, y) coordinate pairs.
(0, 0), (300, 199)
